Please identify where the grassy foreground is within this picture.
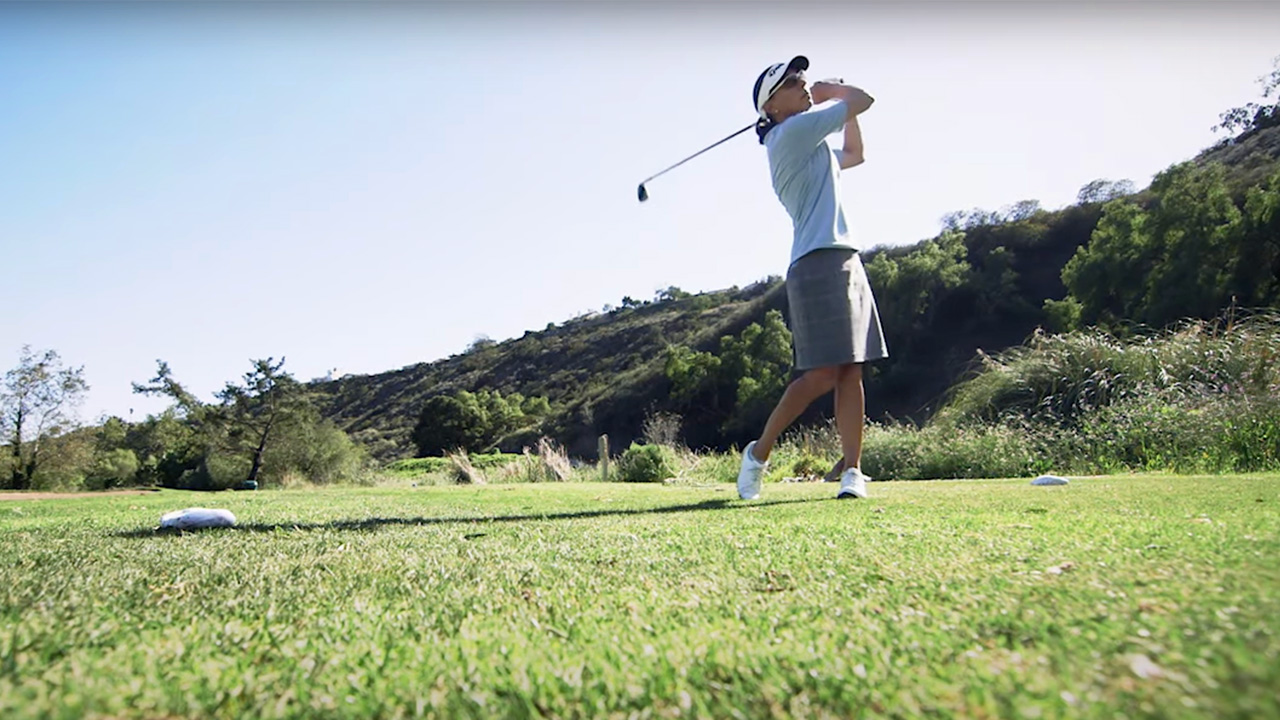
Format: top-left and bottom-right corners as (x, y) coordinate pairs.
(2, 476), (1278, 719)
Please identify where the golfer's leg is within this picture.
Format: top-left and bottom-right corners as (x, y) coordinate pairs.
(834, 363), (865, 469)
(754, 366), (838, 461)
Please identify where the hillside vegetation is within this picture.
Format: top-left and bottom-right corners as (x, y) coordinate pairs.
(313, 122), (1280, 462)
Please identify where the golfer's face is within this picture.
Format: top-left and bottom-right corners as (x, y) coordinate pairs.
(776, 74), (811, 111)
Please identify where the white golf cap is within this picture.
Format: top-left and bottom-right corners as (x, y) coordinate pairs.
(752, 55), (809, 118)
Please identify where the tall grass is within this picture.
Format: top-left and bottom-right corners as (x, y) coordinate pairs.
(496, 437), (576, 483)
(938, 311), (1280, 427)
(444, 450), (486, 485)
(365, 314), (1279, 485)
(775, 312), (1280, 480)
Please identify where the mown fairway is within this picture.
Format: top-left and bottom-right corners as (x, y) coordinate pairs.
(2, 475), (1278, 719)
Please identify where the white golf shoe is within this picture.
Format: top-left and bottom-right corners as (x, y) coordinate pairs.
(737, 441), (767, 500)
(837, 467), (870, 499)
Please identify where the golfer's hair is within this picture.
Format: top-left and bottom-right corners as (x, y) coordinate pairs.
(756, 116), (777, 144)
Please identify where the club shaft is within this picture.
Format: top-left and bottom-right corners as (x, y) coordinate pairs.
(641, 123), (755, 185)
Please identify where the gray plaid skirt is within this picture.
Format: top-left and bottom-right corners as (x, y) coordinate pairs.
(786, 248), (889, 370)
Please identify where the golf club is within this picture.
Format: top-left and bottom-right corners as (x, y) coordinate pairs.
(637, 122), (755, 202)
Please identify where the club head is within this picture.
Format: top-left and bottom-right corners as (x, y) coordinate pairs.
(637, 183), (649, 202)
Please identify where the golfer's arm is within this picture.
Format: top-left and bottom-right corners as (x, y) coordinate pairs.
(837, 117), (865, 169)
(832, 86), (873, 169)
(835, 85), (874, 117)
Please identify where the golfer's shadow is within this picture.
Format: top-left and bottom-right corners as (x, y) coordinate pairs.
(113, 496), (823, 538)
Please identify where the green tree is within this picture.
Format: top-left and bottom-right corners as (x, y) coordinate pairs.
(940, 208), (1001, 231)
(1043, 297), (1083, 333)
(520, 395), (552, 418)
(258, 406), (365, 485)
(1077, 178), (1136, 205)
(85, 448), (140, 490)
(412, 392), (486, 456)
(1003, 199), (1043, 222)
(865, 230), (971, 333)
(83, 417), (139, 489)
(1062, 162), (1258, 330)
(412, 388), (549, 456)
(95, 416), (128, 450)
(663, 345), (722, 406)
(717, 309), (793, 433)
(656, 312), (794, 440)
(134, 357), (356, 488)
(123, 408), (202, 487)
(654, 286), (691, 303)
(213, 358), (311, 486)
(1213, 55), (1280, 140)
(1, 346), (88, 490)
(1060, 199), (1154, 327)
(975, 245), (1019, 311)
(1236, 168), (1280, 307)
(1139, 162), (1243, 325)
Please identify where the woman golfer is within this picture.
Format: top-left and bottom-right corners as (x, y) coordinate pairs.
(737, 56), (887, 501)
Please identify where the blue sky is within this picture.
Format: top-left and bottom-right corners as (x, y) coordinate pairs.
(2, 1), (1277, 424)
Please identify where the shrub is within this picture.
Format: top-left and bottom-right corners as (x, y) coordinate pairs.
(84, 449), (140, 490)
(756, 443), (833, 483)
(787, 452), (829, 477)
(860, 421), (1045, 481)
(683, 451), (739, 485)
(263, 419), (366, 485)
(615, 443), (679, 483)
(777, 451), (829, 481)
(1065, 391), (1280, 474)
(386, 452), (519, 478)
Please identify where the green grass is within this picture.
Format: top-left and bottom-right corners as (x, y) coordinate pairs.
(2, 476), (1279, 719)
(384, 453), (523, 478)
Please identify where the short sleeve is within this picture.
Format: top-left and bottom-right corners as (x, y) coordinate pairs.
(774, 100), (848, 151)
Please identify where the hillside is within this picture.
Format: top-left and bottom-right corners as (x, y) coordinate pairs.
(313, 281), (788, 459)
(314, 124), (1280, 462)
(1197, 112), (1280, 187)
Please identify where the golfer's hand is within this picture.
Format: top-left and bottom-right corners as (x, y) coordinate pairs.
(810, 81), (841, 104)
(814, 81), (874, 117)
